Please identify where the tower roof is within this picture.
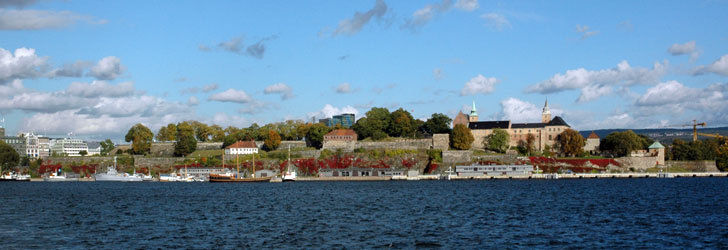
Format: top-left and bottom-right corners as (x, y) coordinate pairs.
(648, 141), (665, 149)
(469, 100), (478, 116)
(588, 131), (599, 139)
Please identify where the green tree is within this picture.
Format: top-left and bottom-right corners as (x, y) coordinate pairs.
(716, 140), (728, 171)
(125, 123), (154, 155)
(305, 123), (333, 149)
(295, 122), (311, 140)
(79, 150), (88, 156)
(352, 107), (391, 140)
(422, 113), (452, 135)
(485, 128), (510, 153)
(174, 122), (197, 157)
(155, 123), (177, 141)
(450, 124), (474, 150)
(557, 129), (585, 157)
(388, 108), (416, 138)
(601, 130), (650, 157)
(189, 121), (211, 142)
(352, 117), (372, 139)
(263, 130), (282, 151)
(0, 141), (19, 174)
(20, 156), (30, 166)
(209, 125), (225, 142)
(100, 139), (115, 156)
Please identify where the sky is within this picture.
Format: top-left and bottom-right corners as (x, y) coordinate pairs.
(1, 0), (728, 142)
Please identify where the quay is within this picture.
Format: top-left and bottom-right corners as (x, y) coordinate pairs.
(446, 172), (728, 180)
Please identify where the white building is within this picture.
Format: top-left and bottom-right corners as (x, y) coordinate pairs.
(38, 137), (50, 158)
(224, 141), (258, 155)
(87, 141), (101, 156)
(50, 138), (88, 156)
(24, 132), (40, 158)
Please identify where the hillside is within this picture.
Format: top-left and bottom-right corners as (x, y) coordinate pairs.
(579, 127), (728, 144)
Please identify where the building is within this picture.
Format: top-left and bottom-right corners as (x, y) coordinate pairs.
(456, 164), (535, 176)
(224, 141), (258, 155)
(468, 101), (479, 122)
(50, 138), (88, 156)
(468, 100), (571, 151)
(87, 141), (102, 156)
(319, 168), (405, 177)
(648, 141), (665, 165)
(24, 132), (39, 158)
(1, 136), (27, 157)
(38, 137), (50, 158)
(319, 113), (356, 128)
(453, 111), (469, 127)
(323, 129), (357, 142)
(583, 131), (600, 153)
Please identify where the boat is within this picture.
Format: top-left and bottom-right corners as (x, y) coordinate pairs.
(0, 172), (30, 182)
(282, 145), (297, 182)
(210, 148), (271, 182)
(43, 168), (78, 182)
(94, 157), (143, 182)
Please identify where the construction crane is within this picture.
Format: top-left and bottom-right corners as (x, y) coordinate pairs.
(697, 132), (728, 140)
(667, 120), (706, 142)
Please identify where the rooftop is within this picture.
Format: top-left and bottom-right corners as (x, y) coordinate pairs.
(588, 131), (599, 139)
(325, 129), (357, 137)
(226, 141), (257, 149)
(469, 121), (510, 130)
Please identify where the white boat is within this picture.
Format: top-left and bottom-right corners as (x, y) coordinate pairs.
(93, 157), (142, 182)
(282, 145), (297, 182)
(44, 171), (78, 182)
(1, 172), (30, 182)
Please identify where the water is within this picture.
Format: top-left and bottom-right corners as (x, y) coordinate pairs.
(1, 179), (727, 249)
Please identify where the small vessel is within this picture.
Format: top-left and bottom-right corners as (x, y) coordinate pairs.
(282, 145), (297, 182)
(94, 157), (143, 182)
(210, 149), (271, 182)
(1, 172), (30, 182)
(44, 168), (78, 182)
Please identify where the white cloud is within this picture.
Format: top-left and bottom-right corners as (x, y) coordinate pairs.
(331, 0), (388, 36)
(433, 68), (443, 80)
(202, 83), (218, 92)
(577, 84), (612, 103)
(454, 0), (478, 11)
(188, 96), (199, 105)
(50, 61), (91, 78)
(307, 104), (359, 120)
(263, 82), (294, 100)
(218, 36), (244, 53)
(208, 112), (250, 128)
(88, 56), (125, 80)
(481, 13), (511, 31)
(0, 9), (101, 30)
(575, 24), (599, 39)
(66, 81), (134, 98)
(402, 0), (452, 30)
(495, 98), (541, 123)
(668, 41), (700, 61)
(460, 74), (498, 96)
(0, 0), (40, 8)
(0, 47), (48, 83)
(336, 82), (352, 94)
(208, 88), (253, 103)
(526, 60), (668, 102)
(694, 54), (728, 76)
(214, 36), (276, 59)
(180, 83), (218, 94)
(0, 91), (92, 113)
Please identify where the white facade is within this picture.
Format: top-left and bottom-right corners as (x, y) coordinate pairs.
(50, 138), (88, 156)
(224, 147), (258, 155)
(24, 132), (40, 158)
(38, 137), (50, 158)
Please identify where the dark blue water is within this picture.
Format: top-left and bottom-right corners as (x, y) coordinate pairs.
(1, 179), (727, 249)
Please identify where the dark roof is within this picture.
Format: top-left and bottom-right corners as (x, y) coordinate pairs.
(547, 116), (570, 127)
(468, 121), (510, 130)
(511, 123), (547, 129)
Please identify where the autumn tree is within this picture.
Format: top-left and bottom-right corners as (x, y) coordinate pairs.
(155, 123), (177, 141)
(485, 128), (510, 153)
(125, 123), (154, 155)
(174, 122), (197, 157)
(263, 130), (282, 151)
(450, 124), (474, 150)
(526, 134), (536, 154)
(388, 108), (416, 138)
(295, 122), (311, 140)
(0, 141), (19, 173)
(557, 129), (585, 157)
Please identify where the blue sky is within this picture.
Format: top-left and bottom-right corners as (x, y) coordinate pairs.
(1, 0), (727, 141)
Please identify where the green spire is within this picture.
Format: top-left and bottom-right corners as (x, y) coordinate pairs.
(470, 100), (478, 116)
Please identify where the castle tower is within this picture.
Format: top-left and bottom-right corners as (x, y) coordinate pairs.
(542, 98), (551, 123)
(469, 101), (479, 122)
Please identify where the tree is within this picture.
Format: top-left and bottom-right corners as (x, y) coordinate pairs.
(100, 139), (115, 156)
(125, 123), (154, 155)
(450, 124), (474, 150)
(716, 140), (728, 172)
(305, 123), (332, 149)
(352, 107), (391, 140)
(263, 130), (282, 151)
(388, 108), (416, 138)
(20, 156), (30, 166)
(525, 134), (536, 154)
(79, 150), (88, 156)
(422, 113), (452, 135)
(174, 122), (197, 157)
(189, 121), (212, 142)
(601, 130), (650, 157)
(0, 141), (19, 174)
(209, 125), (225, 142)
(557, 129), (585, 157)
(295, 122), (311, 140)
(155, 123), (177, 141)
(485, 128), (510, 153)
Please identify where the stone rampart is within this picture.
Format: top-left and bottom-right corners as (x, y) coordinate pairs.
(280, 141), (306, 149)
(134, 156), (184, 168)
(443, 150), (472, 163)
(472, 154), (518, 163)
(44, 156), (115, 166)
(322, 140), (356, 151)
(617, 156), (660, 170)
(432, 134), (449, 150)
(667, 160), (719, 172)
(356, 139), (432, 150)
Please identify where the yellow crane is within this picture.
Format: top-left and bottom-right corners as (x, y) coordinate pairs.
(668, 120), (706, 142)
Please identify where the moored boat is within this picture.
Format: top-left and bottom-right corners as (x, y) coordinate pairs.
(93, 157), (142, 182)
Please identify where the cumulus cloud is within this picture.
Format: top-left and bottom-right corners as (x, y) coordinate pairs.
(263, 82), (294, 100)
(454, 0), (478, 11)
(331, 0), (388, 36)
(0, 9), (103, 30)
(307, 104), (359, 120)
(481, 13), (511, 31)
(0, 91), (92, 113)
(88, 56), (125, 80)
(188, 96), (199, 105)
(76, 95), (189, 118)
(575, 24), (599, 39)
(336, 82), (352, 93)
(494, 98), (562, 123)
(202, 83), (218, 92)
(50, 61), (91, 78)
(668, 41), (700, 61)
(460, 74), (498, 96)
(0, 47), (48, 83)
(526, 60), (668, 102)
(208, 89), (253, 103)
(66, 81), (135, 98)
(694, 54), (728, 76)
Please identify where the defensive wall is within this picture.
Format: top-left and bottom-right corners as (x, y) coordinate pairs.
(442, 150), (472, 163)
(323, 134), (451, 152)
